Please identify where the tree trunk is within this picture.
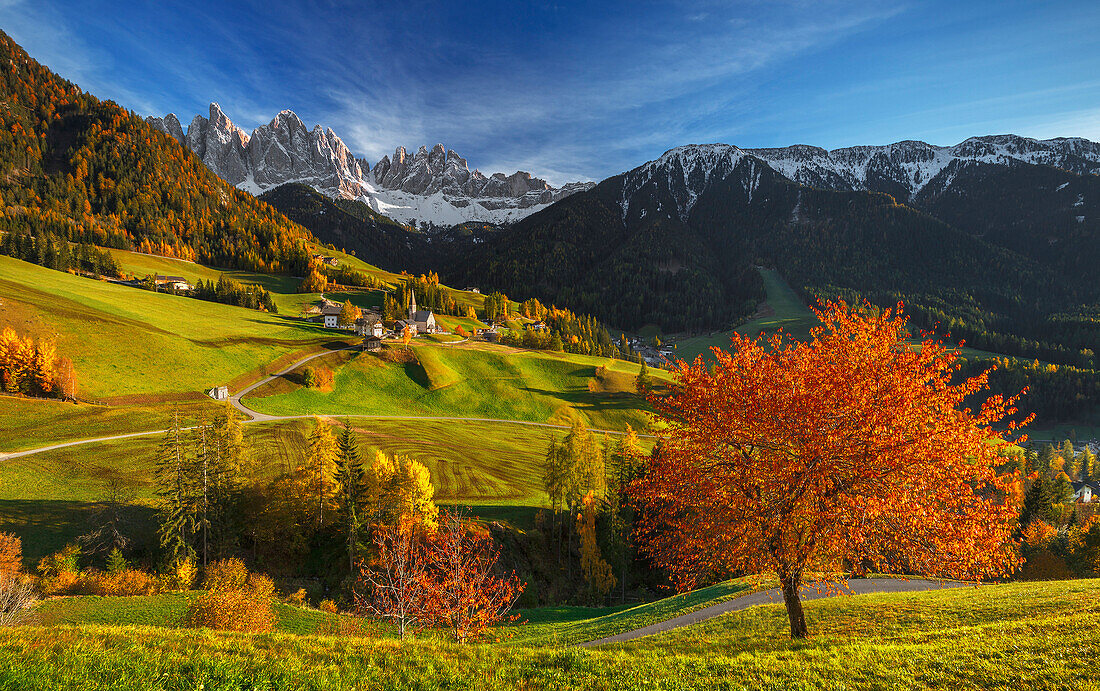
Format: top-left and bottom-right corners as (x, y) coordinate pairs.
(780, 572), (808, 639)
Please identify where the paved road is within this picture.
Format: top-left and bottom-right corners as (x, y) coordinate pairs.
(0, 344), (653, 461)
(228, 345), (359, 422)
(578, 578), (971, 647)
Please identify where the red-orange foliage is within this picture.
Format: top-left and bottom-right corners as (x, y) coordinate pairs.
(634, 300), (1027, 638)
(355, 517), (434, 638)
(0, 533), (22, 575)
(422, 511), (523, 643)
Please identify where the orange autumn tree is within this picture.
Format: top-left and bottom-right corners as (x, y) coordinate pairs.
(633, 300), (1028, 639)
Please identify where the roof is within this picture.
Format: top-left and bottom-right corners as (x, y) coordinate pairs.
(320, 304), (344, 315)
(155, 275), (187, 282)
(412, 310), (435, 322)
(1072, 481), (1099, 492)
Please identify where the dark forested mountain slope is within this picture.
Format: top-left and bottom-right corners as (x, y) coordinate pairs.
(258, 183), (433, 273)
(0, 30), (312, 274)
(448, 145), (1073, 347)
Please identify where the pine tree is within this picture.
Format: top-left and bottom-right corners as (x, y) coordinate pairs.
(1020, 475), (1057, 529)
(302, 417), (339, 529)
(334, 420), (367, 573)
(635, 359), (651, 394)
(154, 409), (195, 565)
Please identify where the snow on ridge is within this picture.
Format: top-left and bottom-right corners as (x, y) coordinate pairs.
(622, 143), (747, 221)
(619, 135), (1100, 218)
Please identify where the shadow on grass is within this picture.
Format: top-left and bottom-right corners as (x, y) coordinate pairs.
(0, 500), (156, 568)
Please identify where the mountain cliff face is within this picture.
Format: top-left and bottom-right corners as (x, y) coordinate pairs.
(148, 104), (593, 227)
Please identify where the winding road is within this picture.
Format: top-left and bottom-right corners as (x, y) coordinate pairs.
(0, 342), (653, 462)
(578, 578), (971, 647)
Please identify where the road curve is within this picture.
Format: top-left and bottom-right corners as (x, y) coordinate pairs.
(578, 578), (971, 647)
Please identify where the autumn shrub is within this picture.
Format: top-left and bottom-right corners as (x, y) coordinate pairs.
(202, 558), (249, 592)
(286, 588), (308, 606)
(183, 588), (275, 632)
(37, 544), (80, 579)
(155, 558), (197, 592)
(319, 599), (338, 614)
(0, 533), (22, 576)
(101, 569), (157, 596)
(184, 561), (277, 632)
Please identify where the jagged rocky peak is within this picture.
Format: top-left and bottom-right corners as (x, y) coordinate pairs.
(146, 113), (184, 144)
(150, 102), (594, 226)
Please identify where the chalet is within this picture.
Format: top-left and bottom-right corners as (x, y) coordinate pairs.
(154, 275), (192, 292)
(478, 328), (500, 343)
(311, 254), (340, 267)
(362, 335), (383, 352)
(355, 315), (384, 338)
(394, 320), (418, 337)
(464, 287), (481, 294)
(524, 322), (548, 332)
(207, 386), (229, 401)
(1073, 481), (1099, 503)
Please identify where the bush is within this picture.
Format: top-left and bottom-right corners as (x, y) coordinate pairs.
(203, 558), (249, 592)
(74, 569), (157, 596)
(286, 588), (308, 606)
(0, 533), (21, 576)
(160, 558), (197, 592)
(319, 599), (338, 614)
(37, 544), (80, 579)
(183, 588), (275, 632)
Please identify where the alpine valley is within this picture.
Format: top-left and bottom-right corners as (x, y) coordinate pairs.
(5, 9), (1100, 690)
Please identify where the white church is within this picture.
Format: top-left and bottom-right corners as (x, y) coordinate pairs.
(394, 290), (439, 335)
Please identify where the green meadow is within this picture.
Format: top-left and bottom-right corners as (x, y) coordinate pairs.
(0, 255), (353, 400)
(673, 268), (818, 363)
(1, 579), (1096, 690)
(245, 341), (656, 431)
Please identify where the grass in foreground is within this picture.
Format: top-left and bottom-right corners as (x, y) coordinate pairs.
(1, 579), (1097, 690)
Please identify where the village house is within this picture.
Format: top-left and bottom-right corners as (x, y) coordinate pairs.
(362, 335), (383, 352)
(524, 321), (548, 332)
(355, 314), (384, 338)
(154, 275), (193, 292)
(206, 386), (229, 401)
(1073, 480), (1099, 503)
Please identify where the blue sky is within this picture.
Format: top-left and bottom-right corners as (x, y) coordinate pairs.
(2, 0), (1098, 184)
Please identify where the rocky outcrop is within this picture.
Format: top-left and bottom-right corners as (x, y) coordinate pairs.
(148, 103), (593, 226)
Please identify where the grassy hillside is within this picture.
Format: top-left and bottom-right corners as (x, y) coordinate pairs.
(1, 579), (1097, 689)
(245, 342), (656, 431)
(0, 255), (353, 400)
(673, 268), (818, 362)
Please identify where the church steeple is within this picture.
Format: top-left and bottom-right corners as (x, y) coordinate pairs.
(408, 289), (417, 319)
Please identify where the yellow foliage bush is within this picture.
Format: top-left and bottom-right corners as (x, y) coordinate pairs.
(183, 588), (275, 632)
(319, 599), (338, 614)
(202, 558), (250, 592)
(286, 588), (308, 606)
(77, 569), (157, 596)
